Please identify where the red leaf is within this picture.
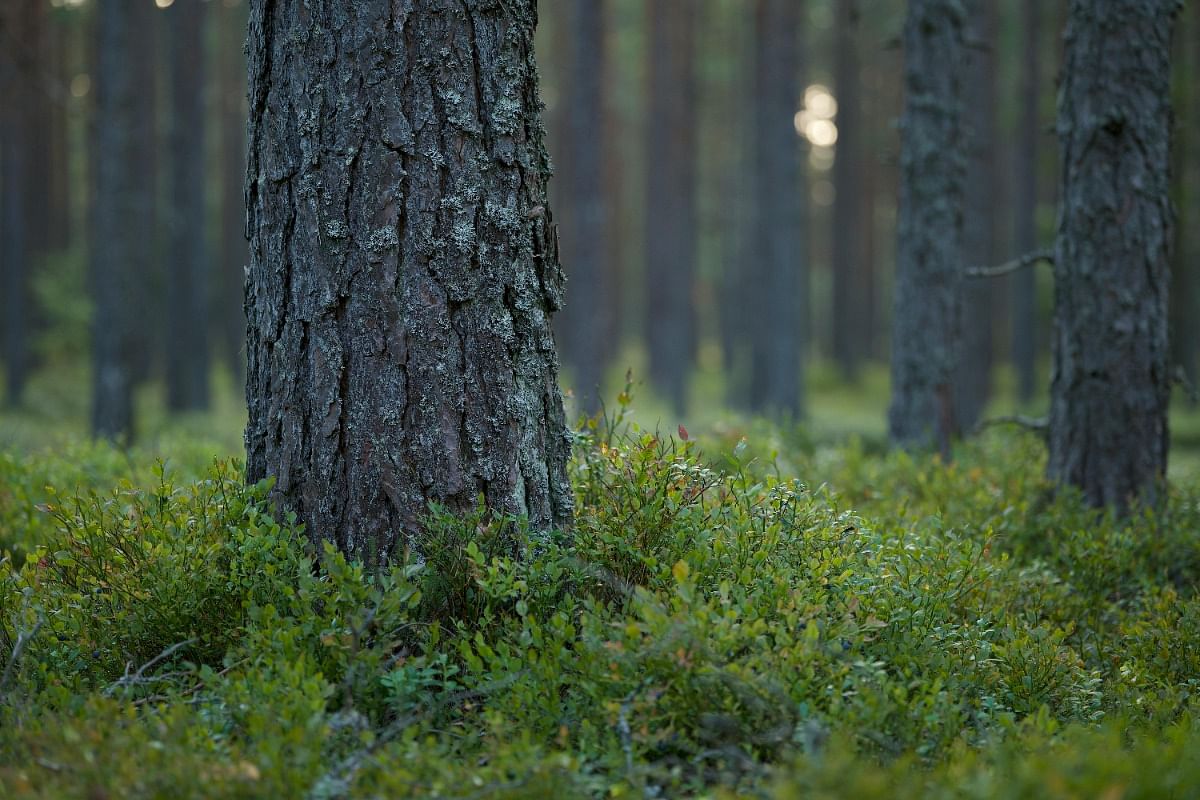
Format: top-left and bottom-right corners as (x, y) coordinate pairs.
(677, 424), (689, 441)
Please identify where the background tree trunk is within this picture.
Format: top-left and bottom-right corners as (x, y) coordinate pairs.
(1048, 0), (1179, 510)
(559, 0), (612, 415)
(956, 0), (1000, 431)
(888, 0), (966, 455)
(1012, 0), (1041, 405)
(1, 46), (30, 407)
(128, 0), (159, 386)
(166, 0), (210, 411)
(832, 0), (864, 384)
(245, 0), (574, 564)
(644, 0), (696, 414)
(90, 0), (136, 440)
(1169, 0), (1196, 396)
(748, 0), (805, 417)
(219, 0), (248, 388)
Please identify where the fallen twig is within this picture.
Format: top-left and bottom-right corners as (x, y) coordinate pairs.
(966, 248), (1054, 278)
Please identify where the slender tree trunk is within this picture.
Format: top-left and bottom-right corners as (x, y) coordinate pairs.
(1048, 0), (1180, 510)
(644, 0), (696, 414)
(245, 0), (574, 564)
(219, 0), (248, 387)
(166, 0), (210, 411)
(128, 0), (159, 386)
(91, 1), (137, 440)
(1169, 0), (1196, 394)
(749, 0), (805, 417)
(888, 0), (967, 455)
(560, 0), (612, 415)
(832, 0), (864, 383)
(1012, 0), (1041, 405)
(722, 7), (754, 410)
(1, 61), (30, 407)
(956, 0), (1000, 430)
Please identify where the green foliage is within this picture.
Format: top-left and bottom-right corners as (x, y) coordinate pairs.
(2, 417), (1200, 798)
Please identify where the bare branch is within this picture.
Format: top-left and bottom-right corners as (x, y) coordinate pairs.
(966, 248), (1055, 279)
(974, 415), (1049, 439)
(105, 638), (197, 697)
(0, 615), (44, 698)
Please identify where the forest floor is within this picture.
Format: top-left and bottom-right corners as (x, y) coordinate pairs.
(1, 362), (1199, 797)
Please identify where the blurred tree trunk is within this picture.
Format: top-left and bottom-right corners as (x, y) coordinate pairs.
(749, 0), (805, 417)
(46, 13), (70, 251)
(956, 0), (1000, 430)
(165, 0), (210, 411)
(644, 0), (696, 414)
(721, 7), (753, 409)
(888, 0), (966, 455)
(245, 0), (574, 564)
(1012, 0), (1041, 405)
(1, 31), (30, 407)
(91, 0), (137, 440)
(832, 0), (864, 382)
(128, 0), (159, 386)
(1169, 1), (1196, 396)
(1048, 0), (1179, 511)
(219, 0), (248, 387)
(559, 0), (612, 415)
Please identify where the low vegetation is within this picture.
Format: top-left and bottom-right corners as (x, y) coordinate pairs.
(2, 399), (1199, 798)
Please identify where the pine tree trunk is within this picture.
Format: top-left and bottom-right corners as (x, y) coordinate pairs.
(832, 0), (863, 383)
(166, 0), (210, 411)
(956, 0), (999, 430)
(749, 0), (805, 417)
(888, 0), (967, 455)
(245, 0), (574, 564)
(91, 1), (137, 440)
(1, 66), (29, 407)
(559, 0), (612, 415)
(644, 0), (696, 414)
(128, 0), (159, 386)
(219, 0), (248, 387)
(1048, 0), (1180, 510)
(1012, 0), (1041, 405)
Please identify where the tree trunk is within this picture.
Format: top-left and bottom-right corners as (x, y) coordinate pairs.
(1048, 0), (1179, 511)
(1, 61), (30, 407)
(166, 0), (210, 411)
(1012, 0), (1041, 405)
(1169, 0), (1196, 395)
(128, 0), (160, 386)
(559, 0), (612, 415)
(245, 0), (575, 564)
(219, 0), (248, 387)
(887, 0), (967, 455)
(748, 0), (805, 417)
(956, 0), (1000, 430)
(644, 0), (696, 414)
(832, 0), (864, 383)
(91, 1), (137, 440)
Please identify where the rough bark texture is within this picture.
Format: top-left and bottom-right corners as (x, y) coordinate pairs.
(245, 0), (574, 564)
(832, 0), (864, 383)
(91, 0), (137, 440)
(749, 0), (805, 417)
(1048, 0), (1180, 510)
(1169, 2), (1196, 393)
(558, 0), (611, 415)
(888, 0), (966, 454)
(644, 0), (696, 414)
(956, 0), (999, 430)
(1012, 0), (1041, 405)
(166, 0), (210, 411)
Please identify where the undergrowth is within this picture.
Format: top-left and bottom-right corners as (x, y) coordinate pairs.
(1, 399), (1199, 798)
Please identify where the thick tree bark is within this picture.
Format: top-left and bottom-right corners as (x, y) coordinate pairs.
(1012, 0), (1041, 405)
(832, 0), (864, 383)
(219, 0), (249, 388)
(956, 0), (1000, 430)
(888, 0), (967, 454)
(1169, 1), (1196, 395)
(245, 1), (574, 564)
(166, 0), (210, 411)
(1048, 0), (1180, 510)
(644, 0), (696, 414)
(91, 1), (137, 440)
(558, 0), (612, 415)
(748, 0), (805, 417)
